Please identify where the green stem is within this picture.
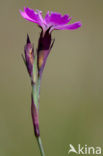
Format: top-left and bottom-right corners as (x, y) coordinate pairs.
(37, 136), (45, 156)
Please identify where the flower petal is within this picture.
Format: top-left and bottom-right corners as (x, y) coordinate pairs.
(20, 8), (82, 32)
(20, 7), (44, 26)
(44, 11), (50, 24)
(25, 8), (40, 22)
(20, 10), (37, 23)
(53, 21), (82, 30)
(45, 12), (71, 26)
(36, 9), (45, 24)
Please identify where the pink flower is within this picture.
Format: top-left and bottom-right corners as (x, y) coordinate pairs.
(20, 7), (82, 77)
(20, 7), (82, 33)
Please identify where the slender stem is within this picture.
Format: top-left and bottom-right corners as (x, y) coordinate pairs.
(32, 77), (45, 156)
(37, 76), (41, 106)
(32, 83), (38, 108)
(37, 136), (45, 156)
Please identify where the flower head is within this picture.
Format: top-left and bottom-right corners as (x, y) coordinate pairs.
(20, 7), (82, 33)
(20, 7), (82, 76)
(21, 7), (82, 77)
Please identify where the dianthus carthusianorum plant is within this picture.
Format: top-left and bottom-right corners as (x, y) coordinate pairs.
(20, 7), (82, 156)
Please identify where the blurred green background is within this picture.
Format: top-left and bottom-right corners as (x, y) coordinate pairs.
(0, 0), (103, 155)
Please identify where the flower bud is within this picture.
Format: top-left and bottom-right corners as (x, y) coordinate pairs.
(24, 34), (34, 77)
